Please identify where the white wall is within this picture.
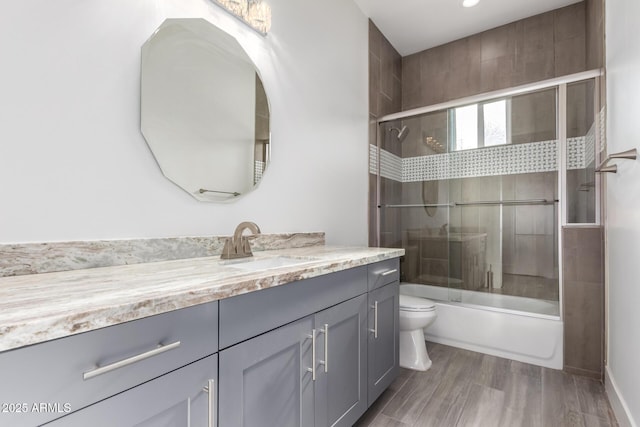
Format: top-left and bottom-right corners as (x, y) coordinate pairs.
(0, 0), (369, 245)
(605, 0), (640, 424)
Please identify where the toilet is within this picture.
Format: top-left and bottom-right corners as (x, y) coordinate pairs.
(399, 293), (437, 371)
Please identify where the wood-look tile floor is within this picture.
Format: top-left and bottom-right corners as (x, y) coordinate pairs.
(355, 342), (618, 427)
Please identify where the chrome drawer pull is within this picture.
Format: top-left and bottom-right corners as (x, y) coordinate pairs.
(319, 324), (329, 373)
(306, 330), (317, 381)
(83, 341), (181, 380)
(203, 379), (216, 427)
(369, 302), (378, 338)
(380, 269), (397, 277)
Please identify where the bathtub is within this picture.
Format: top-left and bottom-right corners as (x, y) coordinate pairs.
(401, 283), (563, 369)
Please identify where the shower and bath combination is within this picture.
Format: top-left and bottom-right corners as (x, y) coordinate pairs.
(373, 71), (606, 369)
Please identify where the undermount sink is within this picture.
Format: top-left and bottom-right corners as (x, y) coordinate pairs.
(224, 256), (319, 272)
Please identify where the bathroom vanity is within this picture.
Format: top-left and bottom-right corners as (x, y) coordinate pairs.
(0, 247), (402, 427)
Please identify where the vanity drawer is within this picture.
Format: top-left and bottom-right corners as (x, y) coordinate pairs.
(367, 258), (400, 290)
(219, 266), (367, 349)
(0, 301), (218, 427)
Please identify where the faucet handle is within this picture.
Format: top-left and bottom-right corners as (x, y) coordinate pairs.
(221, 238), (236, 259)
(241, 237), (254, 257)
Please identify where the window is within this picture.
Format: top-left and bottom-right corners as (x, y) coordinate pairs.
(453, 104), (478, 151)
(451, 99), (510, 151)
(483, 100), (507, 147)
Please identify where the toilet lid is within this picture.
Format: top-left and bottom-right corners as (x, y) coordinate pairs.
(399, 294), (436, 311)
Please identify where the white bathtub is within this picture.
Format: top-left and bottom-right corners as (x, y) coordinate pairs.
(401, 283), (563, 369)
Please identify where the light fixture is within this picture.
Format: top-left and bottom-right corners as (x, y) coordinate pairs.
(218, 0), (247, 17)
(462, 0), (480, 7)
(213, 0), (272, 35)
(424, 136), (445, 153)
(247, 0), (272, 34)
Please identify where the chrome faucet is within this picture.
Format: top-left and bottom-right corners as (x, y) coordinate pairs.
(221, 221), (262, 259)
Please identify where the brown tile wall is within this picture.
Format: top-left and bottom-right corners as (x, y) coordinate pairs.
(586, 0), (605, 71)
(586, 0), (606, 111)
(369, 21), (403, 247)
(502, 173), (559, 280)
(563, 226), (604, 379)
(402, 3), (588, 110)
(511, 88), (558, 144)
(367, 7), (606, 376)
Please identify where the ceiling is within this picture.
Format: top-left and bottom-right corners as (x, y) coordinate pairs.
(353, 0), (583, 56)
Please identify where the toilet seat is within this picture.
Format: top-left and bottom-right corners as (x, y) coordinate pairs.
(399, 294), (436, 312)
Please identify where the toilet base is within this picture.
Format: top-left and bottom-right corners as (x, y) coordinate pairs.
(399, 329), (432, 371)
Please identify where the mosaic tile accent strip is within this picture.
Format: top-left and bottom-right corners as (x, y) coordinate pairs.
(403, 140), (560, 182)
(381, 148), (403, 181)
(585, 122), (596, 167)
(369, 144), (402, 181)
(372, 136), (594, 183)
(369, 144), (377, 175)
(254, 160), (265, 184)
(567, 137), (586, 170)
(0, 232), (325, 278)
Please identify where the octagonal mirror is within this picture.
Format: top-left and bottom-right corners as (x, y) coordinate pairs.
(141, 18), (270, 202)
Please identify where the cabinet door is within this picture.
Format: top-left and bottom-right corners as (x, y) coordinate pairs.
(314, 294), (368, 427)
(218, 316), (315, 427)
(46, 354), (218, 427)
(367, 282), (399, 406)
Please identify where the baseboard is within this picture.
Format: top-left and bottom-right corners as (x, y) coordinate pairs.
(605, 366), (637, 427)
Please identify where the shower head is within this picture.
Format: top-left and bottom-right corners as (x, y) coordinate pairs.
(389, 125), (409, 143)
(397, 125), (409, 142)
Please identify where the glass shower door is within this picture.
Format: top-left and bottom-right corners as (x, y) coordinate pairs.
(378, 111), (452, 293)
(374, 76), (602, 318)
(446, 88), (559, 313)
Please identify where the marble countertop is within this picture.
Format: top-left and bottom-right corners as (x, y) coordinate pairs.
(0, 246), (404, 353)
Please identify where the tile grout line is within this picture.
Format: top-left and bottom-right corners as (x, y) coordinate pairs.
(375, 372), (415, 424)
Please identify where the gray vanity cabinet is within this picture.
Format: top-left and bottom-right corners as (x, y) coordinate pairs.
(314, 293), (368, 427)
(0, 301), (218, 427)
(218, 316), (316, 427)
(219, 295), (369, 427)
(217, 263), (373, 427)
(47, 354), (218, 427)
(0, 257), (402, 426)
(367, 259), (400, 406)
(367, 282), (399, 405)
